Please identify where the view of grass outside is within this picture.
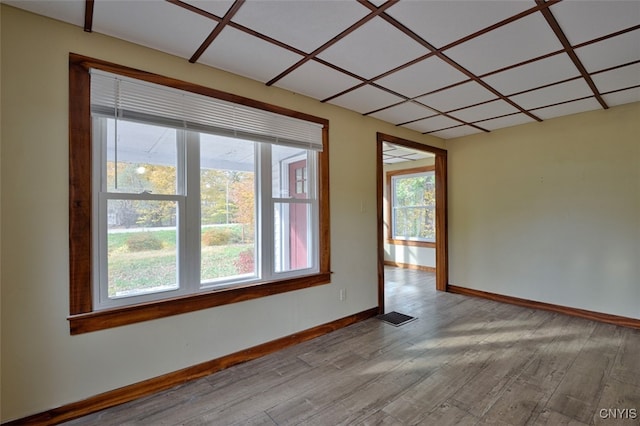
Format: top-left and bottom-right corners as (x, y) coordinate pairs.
(102, 125), (257, 299)
(107, 224), (255, 297)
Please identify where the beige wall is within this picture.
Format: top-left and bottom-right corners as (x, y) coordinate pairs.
(448, 102), (640, 319)
(0, 6), (444, 421)
(383, 157), (436, 268)
(0, 4), (3, 419)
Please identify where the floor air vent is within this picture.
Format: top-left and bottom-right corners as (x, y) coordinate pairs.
(377, 311), (416, 327)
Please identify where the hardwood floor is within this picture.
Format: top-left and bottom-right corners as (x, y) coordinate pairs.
(64, 267), (640, 425)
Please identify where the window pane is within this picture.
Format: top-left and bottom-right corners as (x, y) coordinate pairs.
(392, 172), (435, 240)
(106, 119), (178, 194)
(200, 134), (257, 283)
(274, 202), (311, 272)
(272, 145), (309, 199)
(107, 200), (178, 298)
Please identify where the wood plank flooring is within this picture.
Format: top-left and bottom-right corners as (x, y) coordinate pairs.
(63, 267), (640, 425)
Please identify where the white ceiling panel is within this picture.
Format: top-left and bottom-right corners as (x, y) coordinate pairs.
(592, 62), (640, 93)
(415, 81), (496, 113)
(376, 56), (468, 98)
(198, 27), (303, 83)
(404, 152), (431, 160)
(231, 0), (369, 53)
(275, 60), (362, 101)
(402, 115), (462, 134)
(445, 12), (564, 75)
(369, 101), (436, 125)
(475, 113), (536, 131)
(532, 98), (602, 120)
(382, 142), (396, 152)
(385, 147), (428, 159)
(510, 79), (594, 110)
(428, 126), (484, 140)
(317, 17), (428, 79)
(603, 86), (640, 106)
(385, 0), (532, 49)
(483, 54), (580, 96)
(4, 0), (85, 26)
(328, 85), (404, 114)
(184, 0), (234, 18)
(383, 156), (410, 164)
(450, 100), (519, 123)
(575, 30), (640, 73)
(93, 1), (216, 60)
(549, 0), (640, 46)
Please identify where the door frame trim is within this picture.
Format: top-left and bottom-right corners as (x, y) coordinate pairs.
(376, 133), (448, 314)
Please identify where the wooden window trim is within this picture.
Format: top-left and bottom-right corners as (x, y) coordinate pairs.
(68, 53), (331, 334)
(385, 165), (436, 248)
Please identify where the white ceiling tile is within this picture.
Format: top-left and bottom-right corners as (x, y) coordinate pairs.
(317, 17), (428, 79)
(575, 30), (640, 73)
(510, 79), (594, 110)
(328, 85), (404, 114)
(415, 81), (497, 113)
(3, 0), (85, 26)
(382, 142), (396, 152)
(474, 113), (535, 131)
(385, 0), (532, 49)
(198, 26), (303, 83)
(275, 61), (361, 100)
(450, 100), (519, 123)
(404, 152), (430, 160)
(603, 86), (640, 106)
(184, 0), (234, 17)
(383, 142), (435, 157)
(376, 56), (468, 98)
(549, 0), (640, 46)
(383, 157), (410, 164)
(428, 126), (483, 140)
(391, 147), (419, 158)
(93, 0), (216, 60)
(592, 62), (640, 93)
(402, 115), (462, 134)
(445, 12), (564, 75)
(483, 54), (580, 95)
(532, 98), (602, 120)
(231, 0), (369, 53)
(369, 101), (436, 124)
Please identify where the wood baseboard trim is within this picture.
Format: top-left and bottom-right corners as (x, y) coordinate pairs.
(384, 260), (436, 273)
(4, 307), (378, 426)
(447, 285), (640, 330)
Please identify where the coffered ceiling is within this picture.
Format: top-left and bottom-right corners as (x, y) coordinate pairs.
(6, 0), (640, 139)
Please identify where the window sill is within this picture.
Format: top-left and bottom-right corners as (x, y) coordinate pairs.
(387, 239), (436, 248)
(68, 272), (331, 335)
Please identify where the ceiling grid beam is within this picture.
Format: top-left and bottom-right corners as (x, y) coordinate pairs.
(364, 23), (639, 118)
(189, 0), (245, 63)
(325, 0), (560, 115)
(535, 0), (609, 109)
(265, 0), (400, 87)
(83, 0), (94, 32)
(166, 0), (371, 86)
(371, 24), (640, 123)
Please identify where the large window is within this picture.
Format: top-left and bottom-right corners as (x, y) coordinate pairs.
(69, 55), (330, 333)
(388, 167), (435, 245)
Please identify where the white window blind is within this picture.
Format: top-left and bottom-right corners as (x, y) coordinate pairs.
(90, 69), (324, 151)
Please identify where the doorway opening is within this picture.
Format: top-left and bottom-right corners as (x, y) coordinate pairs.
(376, 133), (448, 314)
